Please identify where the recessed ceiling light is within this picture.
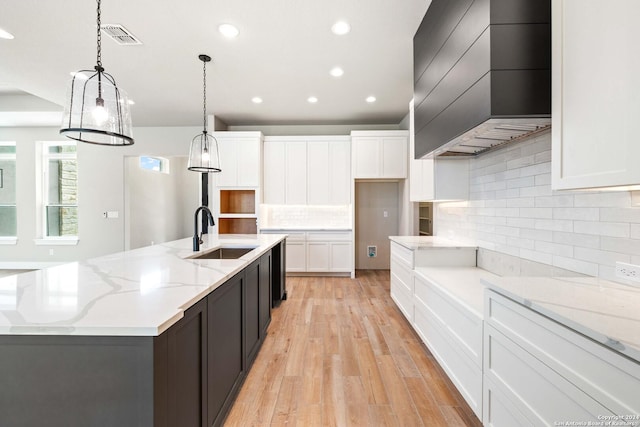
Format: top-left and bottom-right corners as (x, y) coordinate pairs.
(218, 24), (239, 38)
(331, 21), (351, 35)
(330, 67), (344, 78)
(0, 27), (14, 40)
(366, 96), (377, 103)
(252, 97), (263, 104)
(307, 96), (318, 104)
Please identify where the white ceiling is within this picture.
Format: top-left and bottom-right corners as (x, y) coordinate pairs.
(0, 0), (430, 127)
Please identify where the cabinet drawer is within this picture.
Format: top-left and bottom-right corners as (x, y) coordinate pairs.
(283, 232), (306, 242)
(390, 241), (413, 268)
(306, 232), (352, 242)
(414, 303), (482, 418)
(414, 272), (482, 367)
(390, 258), (412, 294)
(390, 277), (413, 324)
(483, 379), (534, 427)
(485, 325), (613, 426)
(486, 291), (640, 415)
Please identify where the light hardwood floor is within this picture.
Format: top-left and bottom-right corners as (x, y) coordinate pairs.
(225, 270), (482, 427)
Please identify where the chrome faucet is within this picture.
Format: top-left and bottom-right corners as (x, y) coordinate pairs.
(193, 206), (215, 251)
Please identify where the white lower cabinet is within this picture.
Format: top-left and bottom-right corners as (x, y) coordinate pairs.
(263, 230), (353, 275)
(413, 273), (483, 419)
(285, 241), (306, 273)
(306, 242), (329, 271)
(484, 290), (640, 426)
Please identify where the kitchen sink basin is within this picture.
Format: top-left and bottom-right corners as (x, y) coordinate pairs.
(191, 246), (256, 260)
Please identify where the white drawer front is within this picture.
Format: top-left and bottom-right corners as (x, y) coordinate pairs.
(485, 325), (613, 426)
(486, 291), (640, 415)
(284, 232), (306, 242)
(414, 273), (482, 367)
(390, 241), (413, 268)
(390, 276), (413, 323)
(414, 303), (482, 419)
(390, 258), (412, 294)
(483, 379), (534, 427)
(307, 231), (352, 241)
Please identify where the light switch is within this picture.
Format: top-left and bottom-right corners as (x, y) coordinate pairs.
(107, 211), (119, 219)
(383, 210), (389, 218)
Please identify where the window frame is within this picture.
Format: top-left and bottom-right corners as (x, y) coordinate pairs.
(35, 141), (79, 245)
(0, 141), (17, 244)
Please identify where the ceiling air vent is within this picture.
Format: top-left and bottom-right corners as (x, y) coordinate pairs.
(100, 24), (142, 45)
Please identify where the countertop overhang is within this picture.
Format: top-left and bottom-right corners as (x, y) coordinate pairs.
(0, 234), (286, 337)
(482, 275), (640, 364)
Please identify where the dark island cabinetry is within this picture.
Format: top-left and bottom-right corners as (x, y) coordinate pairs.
(0, 240), (284, 427)
(158, 246), (280, 427)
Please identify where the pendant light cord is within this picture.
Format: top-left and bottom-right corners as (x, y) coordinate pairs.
(202, 58), (207, 132)
(96, 0), (102, 68)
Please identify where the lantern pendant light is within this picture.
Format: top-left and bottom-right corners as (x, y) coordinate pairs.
(60, 0), (134, 145)
(188, 55), (221, 172)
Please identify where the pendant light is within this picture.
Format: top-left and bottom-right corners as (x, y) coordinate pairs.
(188, 55), (221, 172)
(60, 0), (134, 145)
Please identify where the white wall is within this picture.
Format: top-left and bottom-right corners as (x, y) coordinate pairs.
(435, 130), (640, 282)
(0, 125), (200, 266)
(125, 156), (198, 250)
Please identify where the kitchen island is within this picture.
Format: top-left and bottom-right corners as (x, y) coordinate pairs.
(0, 233), (286, 427)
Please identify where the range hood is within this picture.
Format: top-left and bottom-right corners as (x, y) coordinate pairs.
(413, 0), (551, 159)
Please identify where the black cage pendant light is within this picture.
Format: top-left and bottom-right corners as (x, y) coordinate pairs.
(60, 0), (134, 145)
(188, 55), (221, 172)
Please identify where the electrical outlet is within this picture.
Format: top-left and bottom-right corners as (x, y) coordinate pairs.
(615, 262), (640, 285)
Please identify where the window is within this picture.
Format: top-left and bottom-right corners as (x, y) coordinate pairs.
(0, 142), (17, 239)
(41, 142), (78, 238)
(139, 156), (169, 173)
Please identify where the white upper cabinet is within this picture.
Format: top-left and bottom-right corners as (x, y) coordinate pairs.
(284, 141), (307, 205)
(213, 132), (262, 188)
(552, 0), (640, 190)
(263, 139), (286, 204)
(263, 136), (351, 205)
(351, 131), (408, 179)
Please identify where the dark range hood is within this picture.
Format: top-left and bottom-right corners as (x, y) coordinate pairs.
(413, 0), (551, 158)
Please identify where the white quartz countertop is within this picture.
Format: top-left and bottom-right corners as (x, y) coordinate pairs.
(389, 235), (478, 250)
(261, 227), (352, 231)
(482, 276), (640, 363)
(414, 267), (500, 317)
(0, 234), (286, 337)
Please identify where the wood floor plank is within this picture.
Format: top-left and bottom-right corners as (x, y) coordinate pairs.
(224, 271), (481, 427)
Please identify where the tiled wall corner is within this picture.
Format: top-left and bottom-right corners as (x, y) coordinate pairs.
(435, 131), (640, 281)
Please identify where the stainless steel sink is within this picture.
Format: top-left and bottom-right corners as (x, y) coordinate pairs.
(191, 246), (256, 260)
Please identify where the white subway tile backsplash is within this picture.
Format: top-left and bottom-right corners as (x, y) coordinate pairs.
(553, 231), (600, 249)
(520, 185), (553, 197)
(495, 189), (520, 199)
(535, 195), (574, 208)
(535, 240), (573, 257)
(520, 228), (553, 242)
(534, 219), (573, 232)
(574, 192), (631, 208)
(552, 256), (599, 276)
(534, 173), (551, 186)
(520, 249), (553, 265)
(507, 197), (535, 208)
(507, 176), (535, 189)
(520, 162), (551, 177)
(553, 207), (599, 221)
(434, 131), (640, 280)
(520, 207), (553, 219)
(573, 247), (630, 265)
(600, 236), (640, 256)
(507, 155), (535, 170)
(574, 221), (629, 238)
(599, 208), (640, 223)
